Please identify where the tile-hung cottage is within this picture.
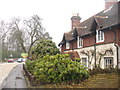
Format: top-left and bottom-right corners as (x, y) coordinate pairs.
(59, 0), (120, 69)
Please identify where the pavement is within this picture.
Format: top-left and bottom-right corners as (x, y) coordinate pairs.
(0, 62), (20, 89)
(1, 63), (28, 89)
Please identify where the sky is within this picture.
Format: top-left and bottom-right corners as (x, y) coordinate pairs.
(0, 0), (105, 46)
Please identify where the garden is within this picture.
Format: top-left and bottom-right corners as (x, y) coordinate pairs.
(24, 39), (89, 86)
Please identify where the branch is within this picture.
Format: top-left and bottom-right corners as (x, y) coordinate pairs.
(81, 50), (89, 56)
(27, 37), (40, 56)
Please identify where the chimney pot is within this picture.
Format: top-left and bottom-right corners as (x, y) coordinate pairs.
(71, 13), (81, 29)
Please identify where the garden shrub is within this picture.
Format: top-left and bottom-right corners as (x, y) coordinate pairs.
(25, 54), (89, 84)
(25, 60), (37, 74)
(31, 39), (60, 58)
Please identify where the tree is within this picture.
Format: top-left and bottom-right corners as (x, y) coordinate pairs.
(24, 15), (45, 55)
(0, 15), (52, 59)
(9, 18), (27, 53)
(9, 30), (25, 57)
(31, 39), (60, 59)
(0, 21), (9, 40)
(0, 21), (11, 59)
(8, 15), (52, 57)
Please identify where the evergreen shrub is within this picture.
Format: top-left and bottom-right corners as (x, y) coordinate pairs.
(25, 54), (89, 84)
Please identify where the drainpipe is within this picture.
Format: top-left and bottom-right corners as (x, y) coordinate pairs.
(113, 29), (119, 69)
(114, 44), (119, 69)
(72, 41), (74, 51)
(94, 31), (97, 68)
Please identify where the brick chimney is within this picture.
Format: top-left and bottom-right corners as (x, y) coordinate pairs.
(105, 0), (118, 10)
(71, 13), (81, 29)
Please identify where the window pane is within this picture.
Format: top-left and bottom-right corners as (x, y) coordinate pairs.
(98, 31), (101, 41)
(66, 42), (70, 49)
(80, 38), (82, 46)
(101, 31), (104, 40)
(96, 30), (104, 42)
(81, 39), (83, 47)
(82, 58), (87, 67)
(79, 37), (81, 46)
(104, 57), (113, 68)
(78, 37), (83, 47)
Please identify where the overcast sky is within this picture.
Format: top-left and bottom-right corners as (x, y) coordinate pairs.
(0, 0), (105, 46)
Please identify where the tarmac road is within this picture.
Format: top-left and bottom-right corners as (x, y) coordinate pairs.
(1, 64), (28, 89)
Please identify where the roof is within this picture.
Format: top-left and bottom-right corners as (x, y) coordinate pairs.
(59, 1), (120, 46)
(64, 33), (73, 41)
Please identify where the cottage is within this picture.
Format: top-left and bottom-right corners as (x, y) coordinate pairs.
(59, 0), (120, 69)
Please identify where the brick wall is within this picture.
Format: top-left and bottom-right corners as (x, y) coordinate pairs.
(70, 39), (77, 49)
(83, 35), (95, 48)
(104, 29), (114, 43)
(117, 28), (120, 46)
(61, 44), (66, 53)
(71, 20), (80, 29)
(83, 29), (117, 47)
(62, 51), (80, 60)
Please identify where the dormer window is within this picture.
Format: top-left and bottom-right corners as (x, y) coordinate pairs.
(66, 42), (70, 49)
(96, 30), (104, 43)
(78, 37), (83, 48)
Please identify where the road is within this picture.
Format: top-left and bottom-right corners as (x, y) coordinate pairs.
(0, 62), (28, 89)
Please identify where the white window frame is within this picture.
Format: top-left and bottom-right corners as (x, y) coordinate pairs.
(96, 30), (104, 43)
(77, 37), (83, 48)
(104, 57), (113, 68)
(59, 45), (62, 52)
(81, 57), (88, 67)
(66, 42), (70, 49)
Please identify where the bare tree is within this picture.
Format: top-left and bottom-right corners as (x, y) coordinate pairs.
(0, 21), (11, 59)
(9, 18), (27, 53)
(0, 21), (10, 41)
(24, 15), (46, 56)
(9, 15), (51, 57)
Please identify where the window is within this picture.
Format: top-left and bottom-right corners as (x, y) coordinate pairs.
(66, 42), (70, 49)
(81, 58), (88, 67)
(104, 57), (113, 68)
(96, 30), (104, 42)
(78, 37), (83, 48)
(59, 45), (62, 52)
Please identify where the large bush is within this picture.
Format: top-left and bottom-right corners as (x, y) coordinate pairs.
(25, 54), (89, 84)
(31, 39), (60, 58)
